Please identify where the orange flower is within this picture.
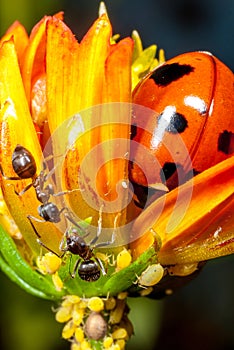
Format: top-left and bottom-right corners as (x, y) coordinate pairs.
(0, 12), (134, 258)
(0, 7), (233, 349)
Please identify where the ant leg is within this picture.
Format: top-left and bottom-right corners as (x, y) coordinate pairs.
(92, 212), (119, 248)
(59, 229), (69, 252)
(0, 164), (21, 180)
(15, 182), (33, 196)
(95, 257), (106, 276)
(62, 209), (88, 236)
(89, 205), (103, 246)
(27, 215), (42, 238)
(71, 258), (81, 278)
(27, 216), (61, 257)
(53, 188), (80, 197)
(27, 214), (46, 225)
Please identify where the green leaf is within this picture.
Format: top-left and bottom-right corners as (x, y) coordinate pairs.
(59, 247), (157, 298)
(0, 225), (64, 300)
(102, 247), (157, 295)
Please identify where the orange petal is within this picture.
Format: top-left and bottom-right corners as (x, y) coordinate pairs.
(21, 16), (48, 103)
(0, 39), (62, 254)
(0, 21), (29, 66)
(46, 15), (80, 136)
(75, 13), (112, 109)
(103, 37), (133, 103)
(131, 156), (234, 264)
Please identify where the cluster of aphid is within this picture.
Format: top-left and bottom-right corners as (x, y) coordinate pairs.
(55, 293), (133, 350)
(1, 144), (168, 348)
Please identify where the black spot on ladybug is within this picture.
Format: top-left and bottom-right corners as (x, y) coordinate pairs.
(131, 124), (137, 139)
(158, 109), (188, 134)
(151, 63), (194, 87)
(191, 169), (200, 176)
(160, 162), (178, 181)
(218, 130), (234, 154)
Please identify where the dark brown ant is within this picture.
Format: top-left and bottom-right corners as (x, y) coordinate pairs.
(0, 144), (75, 224)
(2, 144), (115, 282)
(29, 216), (115, 282)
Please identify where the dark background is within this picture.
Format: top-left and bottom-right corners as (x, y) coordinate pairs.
(0, 1), (234, 349)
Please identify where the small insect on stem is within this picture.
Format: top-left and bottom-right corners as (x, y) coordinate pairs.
(28, 208), (116, 282)
(84, 312), (108, 340)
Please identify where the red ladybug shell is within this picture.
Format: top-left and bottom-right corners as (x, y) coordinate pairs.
(131, 51), (234, 189)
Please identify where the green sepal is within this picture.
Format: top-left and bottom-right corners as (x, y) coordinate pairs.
(59, 247), (157, 298)
(0, 225), (65, 300)
(132, 30), (143, 62)
(102, 247), (157, 296)
(89, 340), (103, 350)
(132, 44), (157, 75)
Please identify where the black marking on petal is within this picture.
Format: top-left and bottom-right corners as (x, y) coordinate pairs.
(218, 130), (234, 154)
(158, 110), (188, 134)
(151, 63), (194, 87)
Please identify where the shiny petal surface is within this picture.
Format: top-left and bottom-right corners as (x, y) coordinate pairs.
(132, 156), (234, 264)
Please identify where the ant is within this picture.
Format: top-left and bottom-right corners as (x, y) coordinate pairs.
(29, 210), (116, 282)
(0, 144), (75, 225)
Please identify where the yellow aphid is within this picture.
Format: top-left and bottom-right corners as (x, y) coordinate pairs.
(87, 297), (104, 312)
(74, 327), (85, 343)
(109, 300), (125, 324)
(168, 263), (198, 276)
(103, 336), (114, 348)
(71, 343), (81, 350)
(115, 339), (126, 349)
(55, 306), (72, 323)
(105, 297), (116, 310)
(80, 339), (92, 350)
(62, 320), (76, 339)
(139, 287), (153, 297)
(117, 292), (128, 300)
(72, 306), (85, 326)
(112, 328), (128, 340)
(37, 252), (61, 274)
(52, 271), (64, 291)
(75, 300), (88, 310)
(138, 264), (164, 287)
(110, 344), (121, 350)
(62, 295), (81, 307)
(116, 249), (132, 271)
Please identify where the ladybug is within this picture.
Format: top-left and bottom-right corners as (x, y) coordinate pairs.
(130, 51), (234, 190)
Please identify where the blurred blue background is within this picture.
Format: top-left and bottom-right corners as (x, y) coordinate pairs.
(0, 1), (233, 349)
(1, 0), (233, 70)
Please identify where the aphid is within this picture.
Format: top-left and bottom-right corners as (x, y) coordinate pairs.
(84, 312), (108, 340)
(137, 263), (164, 287)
